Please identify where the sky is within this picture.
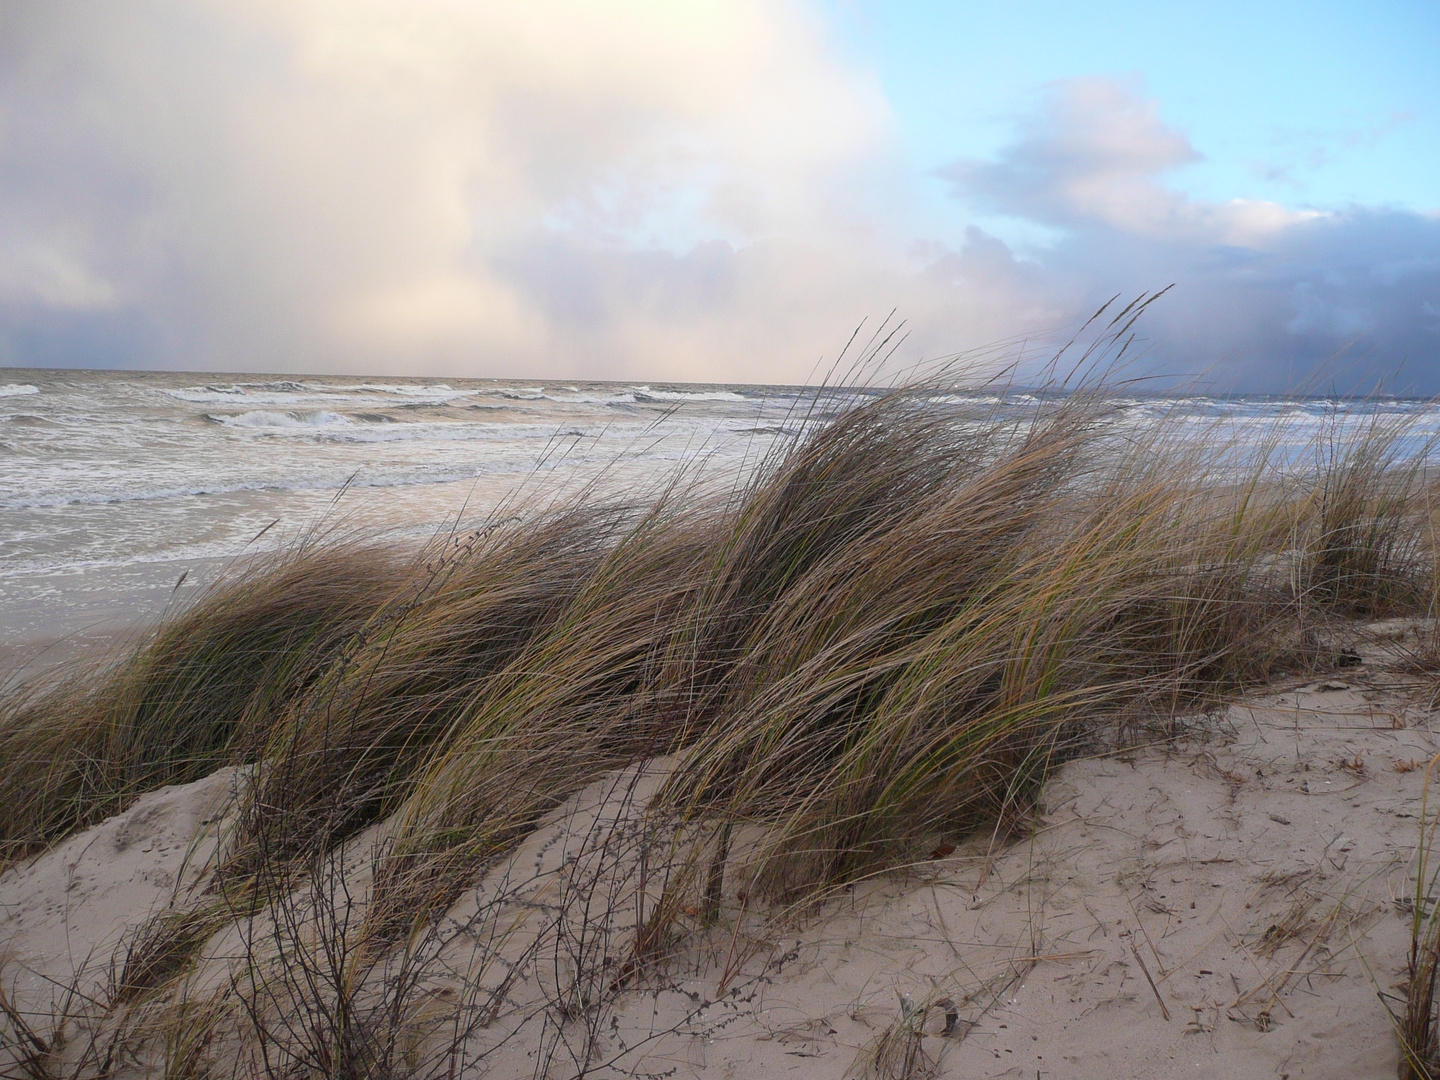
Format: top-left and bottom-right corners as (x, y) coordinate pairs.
(1, 0), (1436, 391)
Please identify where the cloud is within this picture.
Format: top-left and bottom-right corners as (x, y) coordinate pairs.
(1250, 110), (1415, 190)
(944, 77), (1200, 234)
(0, 0), (915, 377)
(939, 77), (1320, 245)
(0, 11), (1435, 392)
(937, 79), (1440, 393)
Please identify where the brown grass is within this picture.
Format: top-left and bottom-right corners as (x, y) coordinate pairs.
(4, 332), (1440, 1075)
(0, 543), (407, 864)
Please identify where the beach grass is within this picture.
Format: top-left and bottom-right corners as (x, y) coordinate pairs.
(1397, 754), (1440, 1079)
(0, 542), (409, 864)
(3, 361), (1440, 1075)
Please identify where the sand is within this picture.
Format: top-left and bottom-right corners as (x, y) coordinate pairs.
(2, 623), (1437, 1078)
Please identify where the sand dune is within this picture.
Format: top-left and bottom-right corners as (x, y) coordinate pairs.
(2, 624), (1432, 1078)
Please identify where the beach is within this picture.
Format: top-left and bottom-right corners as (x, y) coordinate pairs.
(3, 0), (1433, 1072)
(1, 629), (1432, 1078)
(5, 373), (1440, 1077)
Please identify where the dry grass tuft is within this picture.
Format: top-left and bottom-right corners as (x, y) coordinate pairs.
(1394, 753), (1440, 1080)
(0, 543), (406, 865)
(5, 321), (1440, 1073)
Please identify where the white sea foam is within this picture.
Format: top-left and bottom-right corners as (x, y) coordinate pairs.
(174, 382), (753, 409)
(0, 459), (551, 512)
(12, 371), (1439, 594)
(311, 423), (568, 444)
(200, 410), (656, 444)
(167, 386), (319, 404)
(476, 385), (752, 406)
(630, 385), (750, 403)
(540, 391), (634, 404)
(924, 394), (1007, 407)
(210, 409), (352, 430)
(337, 382), (473, 398)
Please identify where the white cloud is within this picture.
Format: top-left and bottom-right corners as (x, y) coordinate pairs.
(0, 0), (908, 375)
(936, 78), (1440, 392)
(940, 78), (1322, 245)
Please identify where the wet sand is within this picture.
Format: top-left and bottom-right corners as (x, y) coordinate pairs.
(0, 557), (228, 681)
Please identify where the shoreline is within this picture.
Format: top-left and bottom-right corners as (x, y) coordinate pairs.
(0, 557), (232, 682)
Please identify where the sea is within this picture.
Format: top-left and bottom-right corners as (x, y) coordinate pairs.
(2, 368), (1438, 659)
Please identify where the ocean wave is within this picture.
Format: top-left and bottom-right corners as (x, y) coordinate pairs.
(0, 420), (752, 510)
(476, 385), (754, 406)
(923, 394), (1007, 407)
(307, 421), (628, 445)
(171, 381), (312, 399)
(0, 384), (40, 398)
(167, 381), (477, 407)
(629, 386), (750, 403)
(0, 413), (55, 425)
(332, 382), (474, 399)
(548, 392), (634, 404)
(197, 406), (737, 444)
(0, 453), (629, 512)
(537, 386), (753, 405)
(168, 386), (319, 404)
(201, 411), (588, 443)
(208, 409), (352, 430)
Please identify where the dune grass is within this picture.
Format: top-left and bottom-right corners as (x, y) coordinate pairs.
(0, 543), (409, 864)
(1395, 752), (1440, 1080)
(3, 362), (1440, 1075)
(4, 376), (1435, 891)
